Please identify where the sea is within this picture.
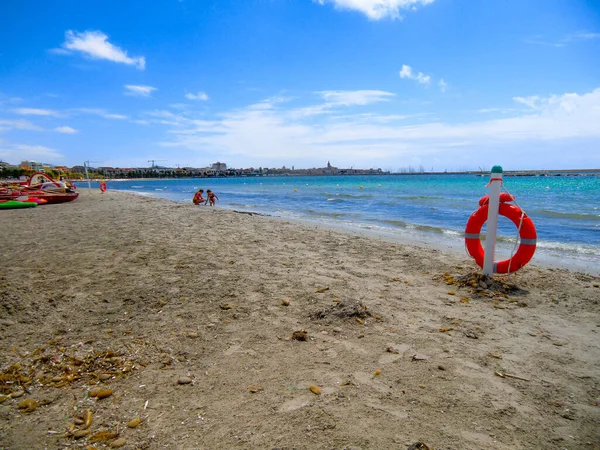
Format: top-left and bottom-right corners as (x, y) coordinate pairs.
(91, 174), (600, 275)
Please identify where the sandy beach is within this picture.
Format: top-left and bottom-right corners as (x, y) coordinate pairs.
(1, 190), (599, 449)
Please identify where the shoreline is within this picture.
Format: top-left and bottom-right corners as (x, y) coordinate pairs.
(67, 168), (600, 183)
(99, 188), (600, 277)
(1, 189), (599, 449)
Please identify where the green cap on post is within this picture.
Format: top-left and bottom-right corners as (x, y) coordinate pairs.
(491, 165), (503, 173)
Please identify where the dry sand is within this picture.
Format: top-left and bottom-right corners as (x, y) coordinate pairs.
(1, 190), (599, 450)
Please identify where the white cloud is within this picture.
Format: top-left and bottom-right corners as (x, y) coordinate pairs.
(124, 85), (157, 97)
(185, 92), (209, 101)
(522, 36), (565, 47)
(565, 30), (600, 41)
(0, 119), (44, 131)
(54, 126), (77, 134)
(438, 78), (447, 93)
(247, 96), (294, 111)
(71, 108), (129, 119)
(319, 90), (395, 106)
(399, 65), (431, 85)
(145, 109), (188, 121)
(59, 30), (146, 70)
(315, 0), (435, 20)
(279, 90), (395, 118)
(103, 113), (129, 120)
(524, 30), (600, 47)
(0, 96), (23, 105)
(477, 108), (517, 114)
(12, 108), (60, 116)
(0, 143), (63, 162)
(416, 74), (430, 84)
(513, 96), (541, 109)
(155, 88), (600, 170)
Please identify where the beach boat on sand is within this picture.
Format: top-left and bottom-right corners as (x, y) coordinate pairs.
(0, 172), (79, 204)
(0, 200), (38, 209)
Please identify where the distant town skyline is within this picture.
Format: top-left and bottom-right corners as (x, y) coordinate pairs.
(1, 1), (599, 171)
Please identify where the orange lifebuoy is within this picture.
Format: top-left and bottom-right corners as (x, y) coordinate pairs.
(478, 192), (515, 206)
(465, 201), (536, 274)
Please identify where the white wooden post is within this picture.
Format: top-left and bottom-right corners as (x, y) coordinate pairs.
(483, 165), (503, 275)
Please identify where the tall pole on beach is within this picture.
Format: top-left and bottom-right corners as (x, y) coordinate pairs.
(84, 161), (91, 190)
(483, 165), (503, 276)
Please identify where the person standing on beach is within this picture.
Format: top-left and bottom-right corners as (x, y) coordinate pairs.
(100, 180), (107, 193)
(205, 190), (219, 206)
(193, 189), (205, 205)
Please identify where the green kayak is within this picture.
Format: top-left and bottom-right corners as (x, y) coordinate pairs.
(0, 200), (38, 209)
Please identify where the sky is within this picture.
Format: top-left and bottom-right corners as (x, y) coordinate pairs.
(1, 0), (599, 172)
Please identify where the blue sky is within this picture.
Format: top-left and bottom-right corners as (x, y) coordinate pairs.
(1, 0), (599, 171)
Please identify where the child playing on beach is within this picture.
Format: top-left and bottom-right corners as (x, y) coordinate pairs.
(205, 190), (219, 206)
(192, 189), (205, 205)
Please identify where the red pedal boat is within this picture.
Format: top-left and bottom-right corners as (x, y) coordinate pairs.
(0, 172), (79, 204)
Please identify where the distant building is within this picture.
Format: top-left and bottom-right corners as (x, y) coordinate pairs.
(211, 162), (227, 172)
(19, 160), (45, 172)
(324, 161), (338, 175)
(71, 165), (87, 174)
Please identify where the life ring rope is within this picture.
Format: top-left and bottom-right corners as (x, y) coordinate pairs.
(502, 185), (525, 274)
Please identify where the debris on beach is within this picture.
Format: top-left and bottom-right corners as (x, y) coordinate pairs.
(309, 301), (379, 323)
(110, 437), (127, 447)
(68, 429), (91, 439)
(495, 371), (530, 381)
(127, 417), (142, 428)
(219, 303), (237, 310)
(315, 287), (330, 293)
(81, 409), (93, 429)
(10, 389), (24, 398)
(89, 430), (119, 443)
(434, 271), (524, 299)
(177, 376), (193, 385)
(385, 344), (402, 354)
(0, 344), (139, 398)
(309, 385), (321, 395)
(292, 330), (308, 341)
(233, 210), (266, 216)
(17, 398), (38, 412)
(407, 443), (432, 450)
(89, 388), (113, 399)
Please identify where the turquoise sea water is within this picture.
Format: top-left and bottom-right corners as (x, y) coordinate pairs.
(97, 174), (600, 274)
